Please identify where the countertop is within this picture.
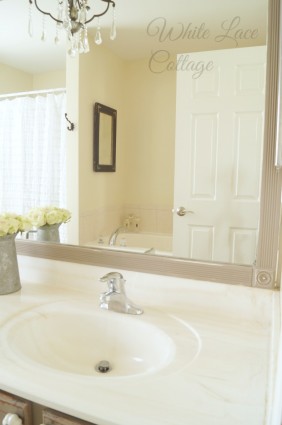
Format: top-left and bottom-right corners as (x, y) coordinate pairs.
(0, 256), (278, 425)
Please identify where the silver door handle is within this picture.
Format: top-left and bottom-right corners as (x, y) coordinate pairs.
(172, 206), (194, 216)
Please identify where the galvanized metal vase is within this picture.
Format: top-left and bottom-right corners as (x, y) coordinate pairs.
(0, 234), (21, 295)
(37, 223), (61, 243)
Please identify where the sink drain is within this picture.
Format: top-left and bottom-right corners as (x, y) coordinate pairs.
(95, 360), (112, 373)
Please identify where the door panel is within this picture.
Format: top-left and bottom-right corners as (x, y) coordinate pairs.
(173, 46), (266, 264)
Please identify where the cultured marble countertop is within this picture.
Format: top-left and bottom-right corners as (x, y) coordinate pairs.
(0, 256), (279, 425)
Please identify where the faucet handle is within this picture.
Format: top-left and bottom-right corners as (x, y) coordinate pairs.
(100, 271), (124, 282)
(100, 272), (125, 292)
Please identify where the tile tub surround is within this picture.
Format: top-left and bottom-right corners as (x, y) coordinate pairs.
(0, 255), (279, 425)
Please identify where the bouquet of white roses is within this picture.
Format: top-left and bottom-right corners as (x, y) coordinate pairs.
(27, 206), (71, 228)
(0, 213), (32, 237)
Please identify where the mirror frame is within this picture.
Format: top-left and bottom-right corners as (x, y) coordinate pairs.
(93, 102), (117, 172)
(16, 0), (282, 290)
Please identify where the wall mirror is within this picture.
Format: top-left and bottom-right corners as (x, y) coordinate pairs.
(93, 102), (117, 172)
(1, 0), (282, 289)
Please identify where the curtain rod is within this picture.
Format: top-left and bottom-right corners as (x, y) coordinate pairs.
(0, 88), (66, 100)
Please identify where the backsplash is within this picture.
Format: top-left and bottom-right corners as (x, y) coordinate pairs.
(80, 204), (172, 245)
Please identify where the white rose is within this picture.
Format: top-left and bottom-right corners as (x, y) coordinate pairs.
(0, 217), (10, 237)
(18, 216), (32, 232)
(6, 217), (20, 234)
(27, 206), (71, 228)
(61, 208), (71, 223)
(46, 210), (61, 225)
(28, 208), (47, 227)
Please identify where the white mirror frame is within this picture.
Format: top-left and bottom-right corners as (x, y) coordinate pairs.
(16, 0), (282, 290)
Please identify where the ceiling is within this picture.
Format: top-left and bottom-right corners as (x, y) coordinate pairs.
(0, 0), (268, 75)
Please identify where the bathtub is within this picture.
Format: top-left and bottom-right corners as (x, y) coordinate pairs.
(86, 232), (172, 255)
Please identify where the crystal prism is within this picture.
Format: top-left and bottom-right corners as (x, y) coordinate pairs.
(95, 29), (103, 45)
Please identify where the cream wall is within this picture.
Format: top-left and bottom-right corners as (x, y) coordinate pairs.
(0, 63), (33, 94)
(0, 63), (65, 94)
(74, 42), (128, 243)
(123, 58), (175, 233)
(79, 42), (127, 212)
(32, 70), (66, 90)
(65, 56), (79, 245)
(72, 43), (176, 244)
(125, 59), (175, 207)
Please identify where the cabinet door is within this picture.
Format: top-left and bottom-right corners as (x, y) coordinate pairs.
(0, 391), (32, 425)
(43, 409), (96, 425)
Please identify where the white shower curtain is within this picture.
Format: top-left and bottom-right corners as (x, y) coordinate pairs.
(0, 92), (66, 215)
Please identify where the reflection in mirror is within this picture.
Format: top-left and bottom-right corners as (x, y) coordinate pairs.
(76, 47), (267, 265)
(93, 102), (117, 172)
(0, 90), (67, 216)
(0, 0), (269, 269)
(173, 46), (266, 264)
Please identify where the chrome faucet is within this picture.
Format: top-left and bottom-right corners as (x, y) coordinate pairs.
(99, 272), (143, 315)
(108, 226), (126, 246)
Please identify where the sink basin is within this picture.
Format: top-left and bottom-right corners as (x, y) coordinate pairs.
(0, 301), (173, 377)
(1, 301), (200, 378)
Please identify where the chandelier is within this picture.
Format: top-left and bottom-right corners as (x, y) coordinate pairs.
(28, 0), (116, 57)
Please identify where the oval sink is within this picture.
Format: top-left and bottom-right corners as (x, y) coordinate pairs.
(1, 301), (177, 378)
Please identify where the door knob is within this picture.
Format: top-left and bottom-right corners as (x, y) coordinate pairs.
(172, 206), (194, 216)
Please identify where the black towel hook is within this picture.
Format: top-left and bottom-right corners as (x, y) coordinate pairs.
(65, 113), (75, 131)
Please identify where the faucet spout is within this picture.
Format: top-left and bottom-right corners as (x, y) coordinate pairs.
(108, 226), (126, 246)
(99, 272), (143, 315)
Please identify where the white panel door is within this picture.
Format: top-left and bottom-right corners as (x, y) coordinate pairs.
(173, 46), (266, 264)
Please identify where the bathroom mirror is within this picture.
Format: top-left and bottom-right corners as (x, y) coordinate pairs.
(2, 0), (282, 289)
(93, 102), (117, 172)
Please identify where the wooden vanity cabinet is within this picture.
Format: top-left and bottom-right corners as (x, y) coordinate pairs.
(0, 391), (32, 425)
(42, 408), (96, 425)
(0, 392), (97, 425)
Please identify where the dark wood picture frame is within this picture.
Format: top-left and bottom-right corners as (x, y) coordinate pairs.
(93, 102), (117, 172)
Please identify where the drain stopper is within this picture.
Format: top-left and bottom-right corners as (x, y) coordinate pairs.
(95, 360), (112, 373)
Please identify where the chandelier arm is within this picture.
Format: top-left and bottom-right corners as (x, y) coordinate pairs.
(29, 0), (63, 25)
(85, 0), (115, 25)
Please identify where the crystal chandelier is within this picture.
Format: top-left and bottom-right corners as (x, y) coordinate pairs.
(28, 0), (116, 57)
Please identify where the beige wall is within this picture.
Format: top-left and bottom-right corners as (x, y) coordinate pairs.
(32, 70), (66, 90)
(65, 56), (79, 244)
(125, 58), (176, 207)
(122, 58), (176, 234)
(0, 63), (65, 94)
(79, 42), (127, 214)
(0, 63), (33, 94)
(69, 42), (127, 243)
(71, 43), (176, 243)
